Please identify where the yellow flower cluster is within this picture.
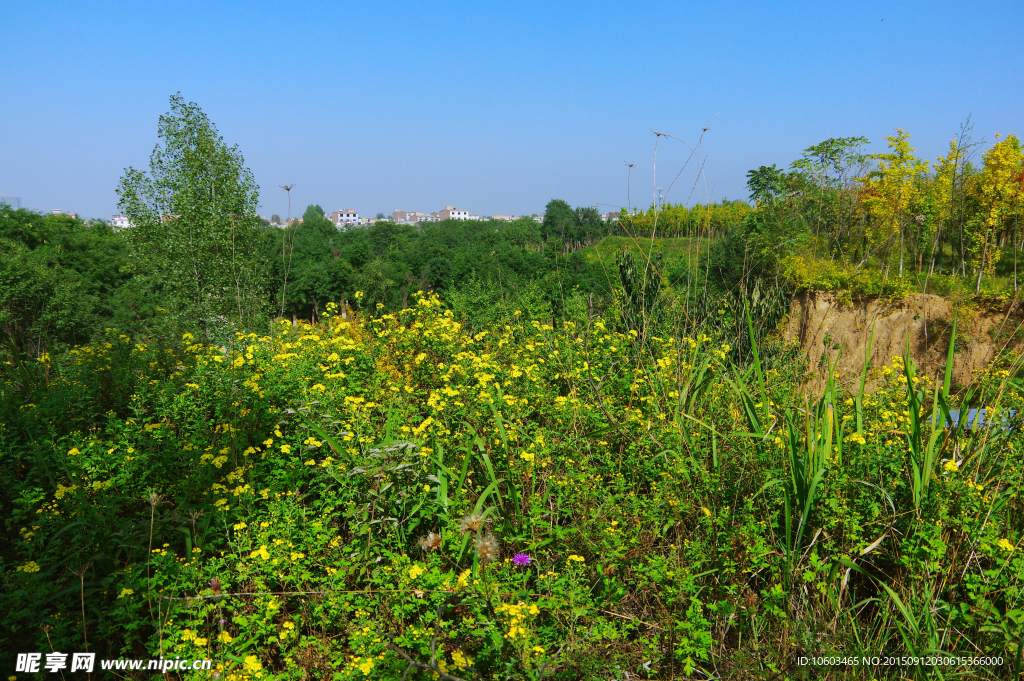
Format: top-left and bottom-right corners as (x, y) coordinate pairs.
(496, 601), (540, 639)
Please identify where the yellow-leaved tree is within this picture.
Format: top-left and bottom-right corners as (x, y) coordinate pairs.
(973, 133), (1024, 291)
(858, 129), (930, 277)
(929, 140), (961, 273)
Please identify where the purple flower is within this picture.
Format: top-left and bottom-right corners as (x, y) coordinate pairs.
(512, 552), (531, 567)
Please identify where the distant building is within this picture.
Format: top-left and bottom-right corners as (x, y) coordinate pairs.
(0, 195), (21, 209)
(491, 215), (517, 222)
(603, 212), (619, 222)
(111, 215), (132, 229)
(330, 209), (362, 226)
(393, 210), (426, 224)
(393, 210), (440, 226)
(51, 209), (78, 218)
(432, 206), (470, 220)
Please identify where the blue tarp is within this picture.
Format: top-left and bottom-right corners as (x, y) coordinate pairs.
(945, 408), (1017, 431)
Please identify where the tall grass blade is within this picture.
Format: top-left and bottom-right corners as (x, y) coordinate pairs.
(943, 317), (957, 398)
(744, 298), (765, 394)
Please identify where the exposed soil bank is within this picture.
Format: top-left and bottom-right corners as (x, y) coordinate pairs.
(782, 291), (1024, 392)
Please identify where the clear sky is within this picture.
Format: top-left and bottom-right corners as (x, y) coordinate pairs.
(2, 0), (1021, 220)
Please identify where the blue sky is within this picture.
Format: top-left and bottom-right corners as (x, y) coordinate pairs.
(2, 0), (1021, 220)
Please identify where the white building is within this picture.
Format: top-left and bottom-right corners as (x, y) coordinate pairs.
(111, 215), (132, 230)
(491, 215), (518, 222)
(432, 206), (470, 220)
(330, 209), (362, 226)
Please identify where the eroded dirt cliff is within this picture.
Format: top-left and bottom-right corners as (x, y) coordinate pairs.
(782, 291), (1024, 392)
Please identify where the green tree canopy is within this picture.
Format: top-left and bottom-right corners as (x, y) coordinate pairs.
(745, 164), (789, 206)
(0, 208), (130, 354)
(541, 199), (575, 240)
(116, 94), (267, 341)
(302, 204), (331, 229)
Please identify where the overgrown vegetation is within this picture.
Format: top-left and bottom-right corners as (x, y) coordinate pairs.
(2, 296), (1022, 679)
(3, 96), (1024, 679)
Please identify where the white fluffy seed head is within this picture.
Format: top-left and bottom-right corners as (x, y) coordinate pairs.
(418, 531), (442, 552)
(459, 514), (485, 533)
(476, 532), (500, 563)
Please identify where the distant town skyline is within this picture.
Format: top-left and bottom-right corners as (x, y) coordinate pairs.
(3, 0), (1022, 220)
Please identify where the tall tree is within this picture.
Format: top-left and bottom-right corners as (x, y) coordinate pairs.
(116, 94), (267, 341)
(790, 137), (870, 258)
(541, 199), (575, 242)
(973, 133), (1024, 291)
(858, 129), (929, 277)
(302, 204), (330, 229)
(745, 164), (789, 207)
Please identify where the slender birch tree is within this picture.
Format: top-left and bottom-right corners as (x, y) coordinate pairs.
(117, 94), (267, 341)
